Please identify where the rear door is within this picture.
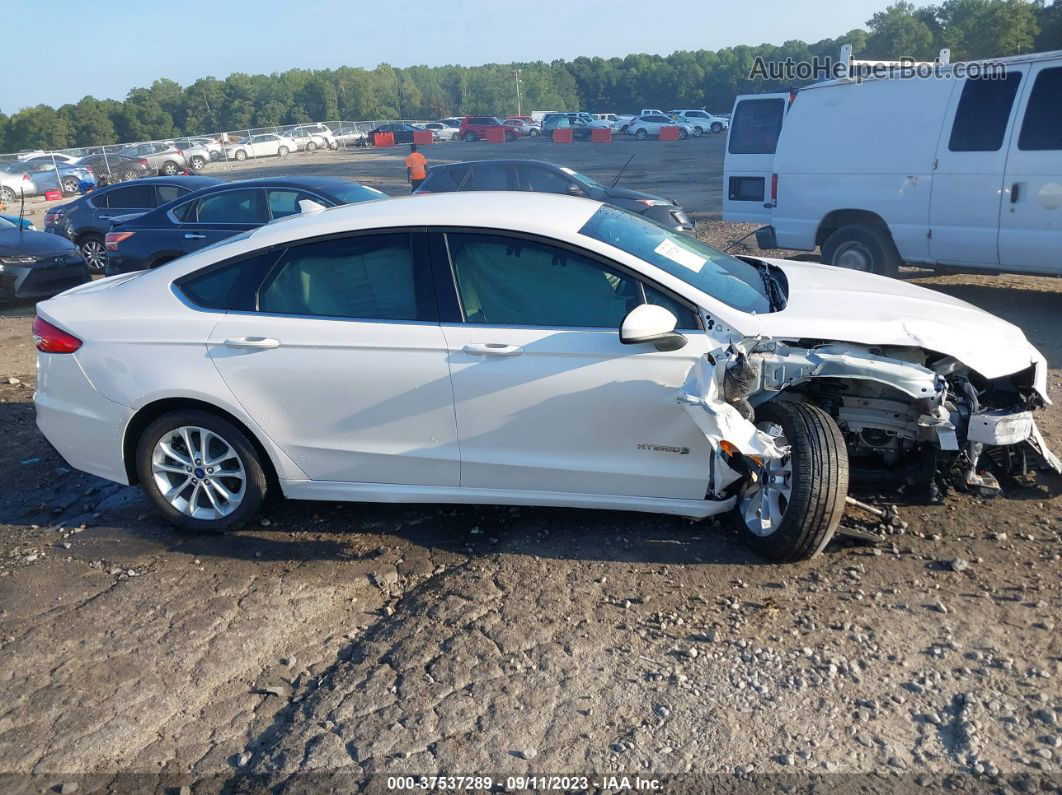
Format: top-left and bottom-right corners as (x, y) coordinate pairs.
(722, 93), (789, 223)
(96, 182), (158, 222)
(177, 187), (267, 253)
(929, 71), (1024, 266)
(998, 62), (1062, 274)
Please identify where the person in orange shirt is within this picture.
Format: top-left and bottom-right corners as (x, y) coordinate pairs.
(405, 144), (428, 192)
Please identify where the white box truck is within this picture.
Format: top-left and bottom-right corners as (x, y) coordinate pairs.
(723, 49), (1062, 277)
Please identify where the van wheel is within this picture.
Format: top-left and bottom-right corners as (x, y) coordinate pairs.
(136, 410), (268, 534)
(726, 401), (848, 562)
(821, 224), (901, 277)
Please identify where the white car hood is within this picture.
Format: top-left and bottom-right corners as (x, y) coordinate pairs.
(752, 258), (1045, 386)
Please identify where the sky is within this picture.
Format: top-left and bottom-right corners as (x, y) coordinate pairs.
(2, 0), (930, 111)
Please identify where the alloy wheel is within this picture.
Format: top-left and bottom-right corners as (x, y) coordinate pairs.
(151, 426), (246, 521)
(80, 239), (108, 272)
(738, 422), (793, 537)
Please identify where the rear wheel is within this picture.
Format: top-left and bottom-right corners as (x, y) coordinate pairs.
(278, 146), (289, 157)
(464, 132), (477, 142)
(635, 128), (648, 140)
(821, 224), (901, 277)
(234, 149), (247, 161)
(727, 400), (848, 562)
(189, 155), (206, 171)
(62, 177), (80, 193)
(0, 186), (16, 204)
(136, 410), (268, 533)
(678, 128), (689, 139)
(711, 122), (723, 133)
(528, 128), (539, 137)
(306, 141), (318, 152)
(79, 235), (107, 273)
(161, 161), (179, 176)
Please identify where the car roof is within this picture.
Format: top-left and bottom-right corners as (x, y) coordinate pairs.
(432, 159), (567, 170)
(244, 192), (604, 250)
(106, 175), (223, 189)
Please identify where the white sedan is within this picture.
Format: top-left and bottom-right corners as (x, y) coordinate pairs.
(625, 114), (699, 140)
(421, 122), (459, 141)
(34, 194), (1058, 561)
(223, 133), (297, 161)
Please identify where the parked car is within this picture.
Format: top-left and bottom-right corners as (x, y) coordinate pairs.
(172, 138), (224, 161)
(625, 114), (697, 140)
(458, 116), (516, 142)
(540, 113), (594, 140)
(422, 122), (459, 141)
(19, 152), (81, 166)
(288, 124), (338, 150)
(669, 109), (729, 134)
(13, 160), (96, 195)
(366, 123), (419, 145)
(34, 193), (1058, 562)
(724, 49), (1062, 277)
(0, 215), (88, 303)
(503, 118), (540, 137)
(414, 159), (693, 231)
(333, 125), (368, 147)
(0, 166), (36, 204)
(0, 213), (35, 230)
(116, 142), (189, 176)
(46, 176), (223, 273)
(73, 153), (150, 186)
(592, 113), (624, 129)
(438, 117), (464, 129)
(223, 134), (297, 161)
(103, 176), (386, 274)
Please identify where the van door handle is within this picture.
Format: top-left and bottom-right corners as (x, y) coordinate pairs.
(1010, 183), (1021, 203)
(184, 232), (207, 239)
(462, 343), (524, 357)
(224, 336), (280, 349)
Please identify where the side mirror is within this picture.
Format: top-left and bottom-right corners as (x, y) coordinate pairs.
(566, 183), (583, 197)
(620, 304), (687, 351)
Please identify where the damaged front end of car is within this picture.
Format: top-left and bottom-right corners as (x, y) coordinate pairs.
(681, 339), (1061, 502)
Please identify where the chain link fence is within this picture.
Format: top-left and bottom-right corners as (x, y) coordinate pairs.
(0, 119), (432, 211)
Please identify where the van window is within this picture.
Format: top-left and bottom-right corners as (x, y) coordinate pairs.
(728, 98), (785, 155)
(948, 73), (1022, 152)
(1018, 67), (1062, 151)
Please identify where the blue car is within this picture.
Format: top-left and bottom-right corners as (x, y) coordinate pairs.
(0, 212), (34, 230)
(1, 159), (96, 196)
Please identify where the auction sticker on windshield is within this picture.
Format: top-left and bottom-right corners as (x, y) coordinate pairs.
(654, 238), (706, 272)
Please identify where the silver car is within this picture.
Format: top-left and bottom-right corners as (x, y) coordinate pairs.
(0, 164), (37, 203)
(116, 142), (189, 176)
(173, 138), (224, 165)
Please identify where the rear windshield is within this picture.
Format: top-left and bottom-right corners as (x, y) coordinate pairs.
(578, 205), (771, 314)
(728, 98), (786, 155)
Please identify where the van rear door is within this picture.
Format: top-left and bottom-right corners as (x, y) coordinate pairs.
(998, 61), (1062, 274)
(722, 93), (789, 224)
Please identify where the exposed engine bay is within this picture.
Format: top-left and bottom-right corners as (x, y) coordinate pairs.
(680, 338), (1061, 501)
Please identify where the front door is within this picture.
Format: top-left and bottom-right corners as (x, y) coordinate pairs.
(435, 231), (712, 500)
(207, 230), (459, 485)
(929, 71), (1024, 266)
(998, 62), (1062, 274)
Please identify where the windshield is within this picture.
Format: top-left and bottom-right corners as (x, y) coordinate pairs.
(578, 205), (772, 314)
(560, 167), (604, 191)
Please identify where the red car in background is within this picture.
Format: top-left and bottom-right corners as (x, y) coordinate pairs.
(457, 116), (517, 142)
(503, 118), (540, 137)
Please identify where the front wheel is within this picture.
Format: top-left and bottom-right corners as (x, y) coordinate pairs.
(306, 141), (318, 152)
(528, 128), (539, 137)
(678, 128), (689, 139)
(711, 122), (723, 134)
(161, 161), (179, 176)
(136, 410), (269, 533)
(190, 156), (206, 171)
(62, 177), (80, 193)
(79, 235), (107, 273)
(234, 149), (247, 161)
(821, 224), (901, 277)
(0, 186), (16, 204)
(278, 146), (289, 157)
(635, 128), (647, 140)
(727, 400), (848, 562)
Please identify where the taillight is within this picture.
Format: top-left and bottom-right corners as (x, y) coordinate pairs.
(105, 231), (135, 250)
(33, 316), (82, 354)
(22, 174), (31, 181)
(139, 158), (149, 167)
(770, 173), (778, 203)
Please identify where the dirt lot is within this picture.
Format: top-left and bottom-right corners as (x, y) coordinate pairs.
(0, 139), (1060, 794)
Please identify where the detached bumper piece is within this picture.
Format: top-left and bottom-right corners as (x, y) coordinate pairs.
(969, 409), (1062, 475)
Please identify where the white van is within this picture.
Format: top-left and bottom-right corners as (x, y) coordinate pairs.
(723, 50), (1062, 277)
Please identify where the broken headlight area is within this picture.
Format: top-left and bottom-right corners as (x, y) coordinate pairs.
(681, 340), (1059, 502)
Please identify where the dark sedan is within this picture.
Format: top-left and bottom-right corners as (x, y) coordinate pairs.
(46, 176), (223, 273)
(73, 153), (151, 186)
(414, 159), (694, 231)
(104, 176), (387, 275)
(0, 216), (89, 304)
(366, 123), (419, 145)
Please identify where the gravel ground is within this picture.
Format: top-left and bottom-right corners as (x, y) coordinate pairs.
(0, 142), (1059, 793)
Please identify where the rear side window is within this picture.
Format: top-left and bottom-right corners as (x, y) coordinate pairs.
(105, 184), (157, 209)
(443, 164), (473, 190)
(178, 250), (280, 311)
(728, 98), (785, 155)
(522, 166), (573, 193)
(1018, 67), (1062, 151)
(949, 73), (1022, 152)
(259, 234), (420, 321)
(472, 163), (509, 190)
(194, 189), (267, 224)
(156, 184), (187, 205)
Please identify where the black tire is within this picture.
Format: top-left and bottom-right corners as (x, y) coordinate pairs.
(464, 132), (477, 142)
(234, 149), (247, 161)
(79, 234), (107, 273)
(821, 223), (901, 277)
(190, 155), (206, 171)
(528, 128), (539, 137)
(62, 177), (80, 194)
(136, 409), (268, 534)
(278, 146), (289, 157)
(307, 141), (318, 152)
(635, 128), (648, 140)
(727, 400), (848, 562)
(711, 122), (723, 133)
(505, 131), (515, 142)
(678, 128), (688, 139)
(161, 161), (180, 176)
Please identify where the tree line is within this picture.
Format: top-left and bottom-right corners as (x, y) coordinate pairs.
(1, 0), (1059, 153)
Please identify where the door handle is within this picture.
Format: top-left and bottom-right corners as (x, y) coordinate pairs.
(462, 343), (524, 357)
(223, 336), (280, 349)
(184, 233), (207, 239)
(1010, 183), (1021, 204)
